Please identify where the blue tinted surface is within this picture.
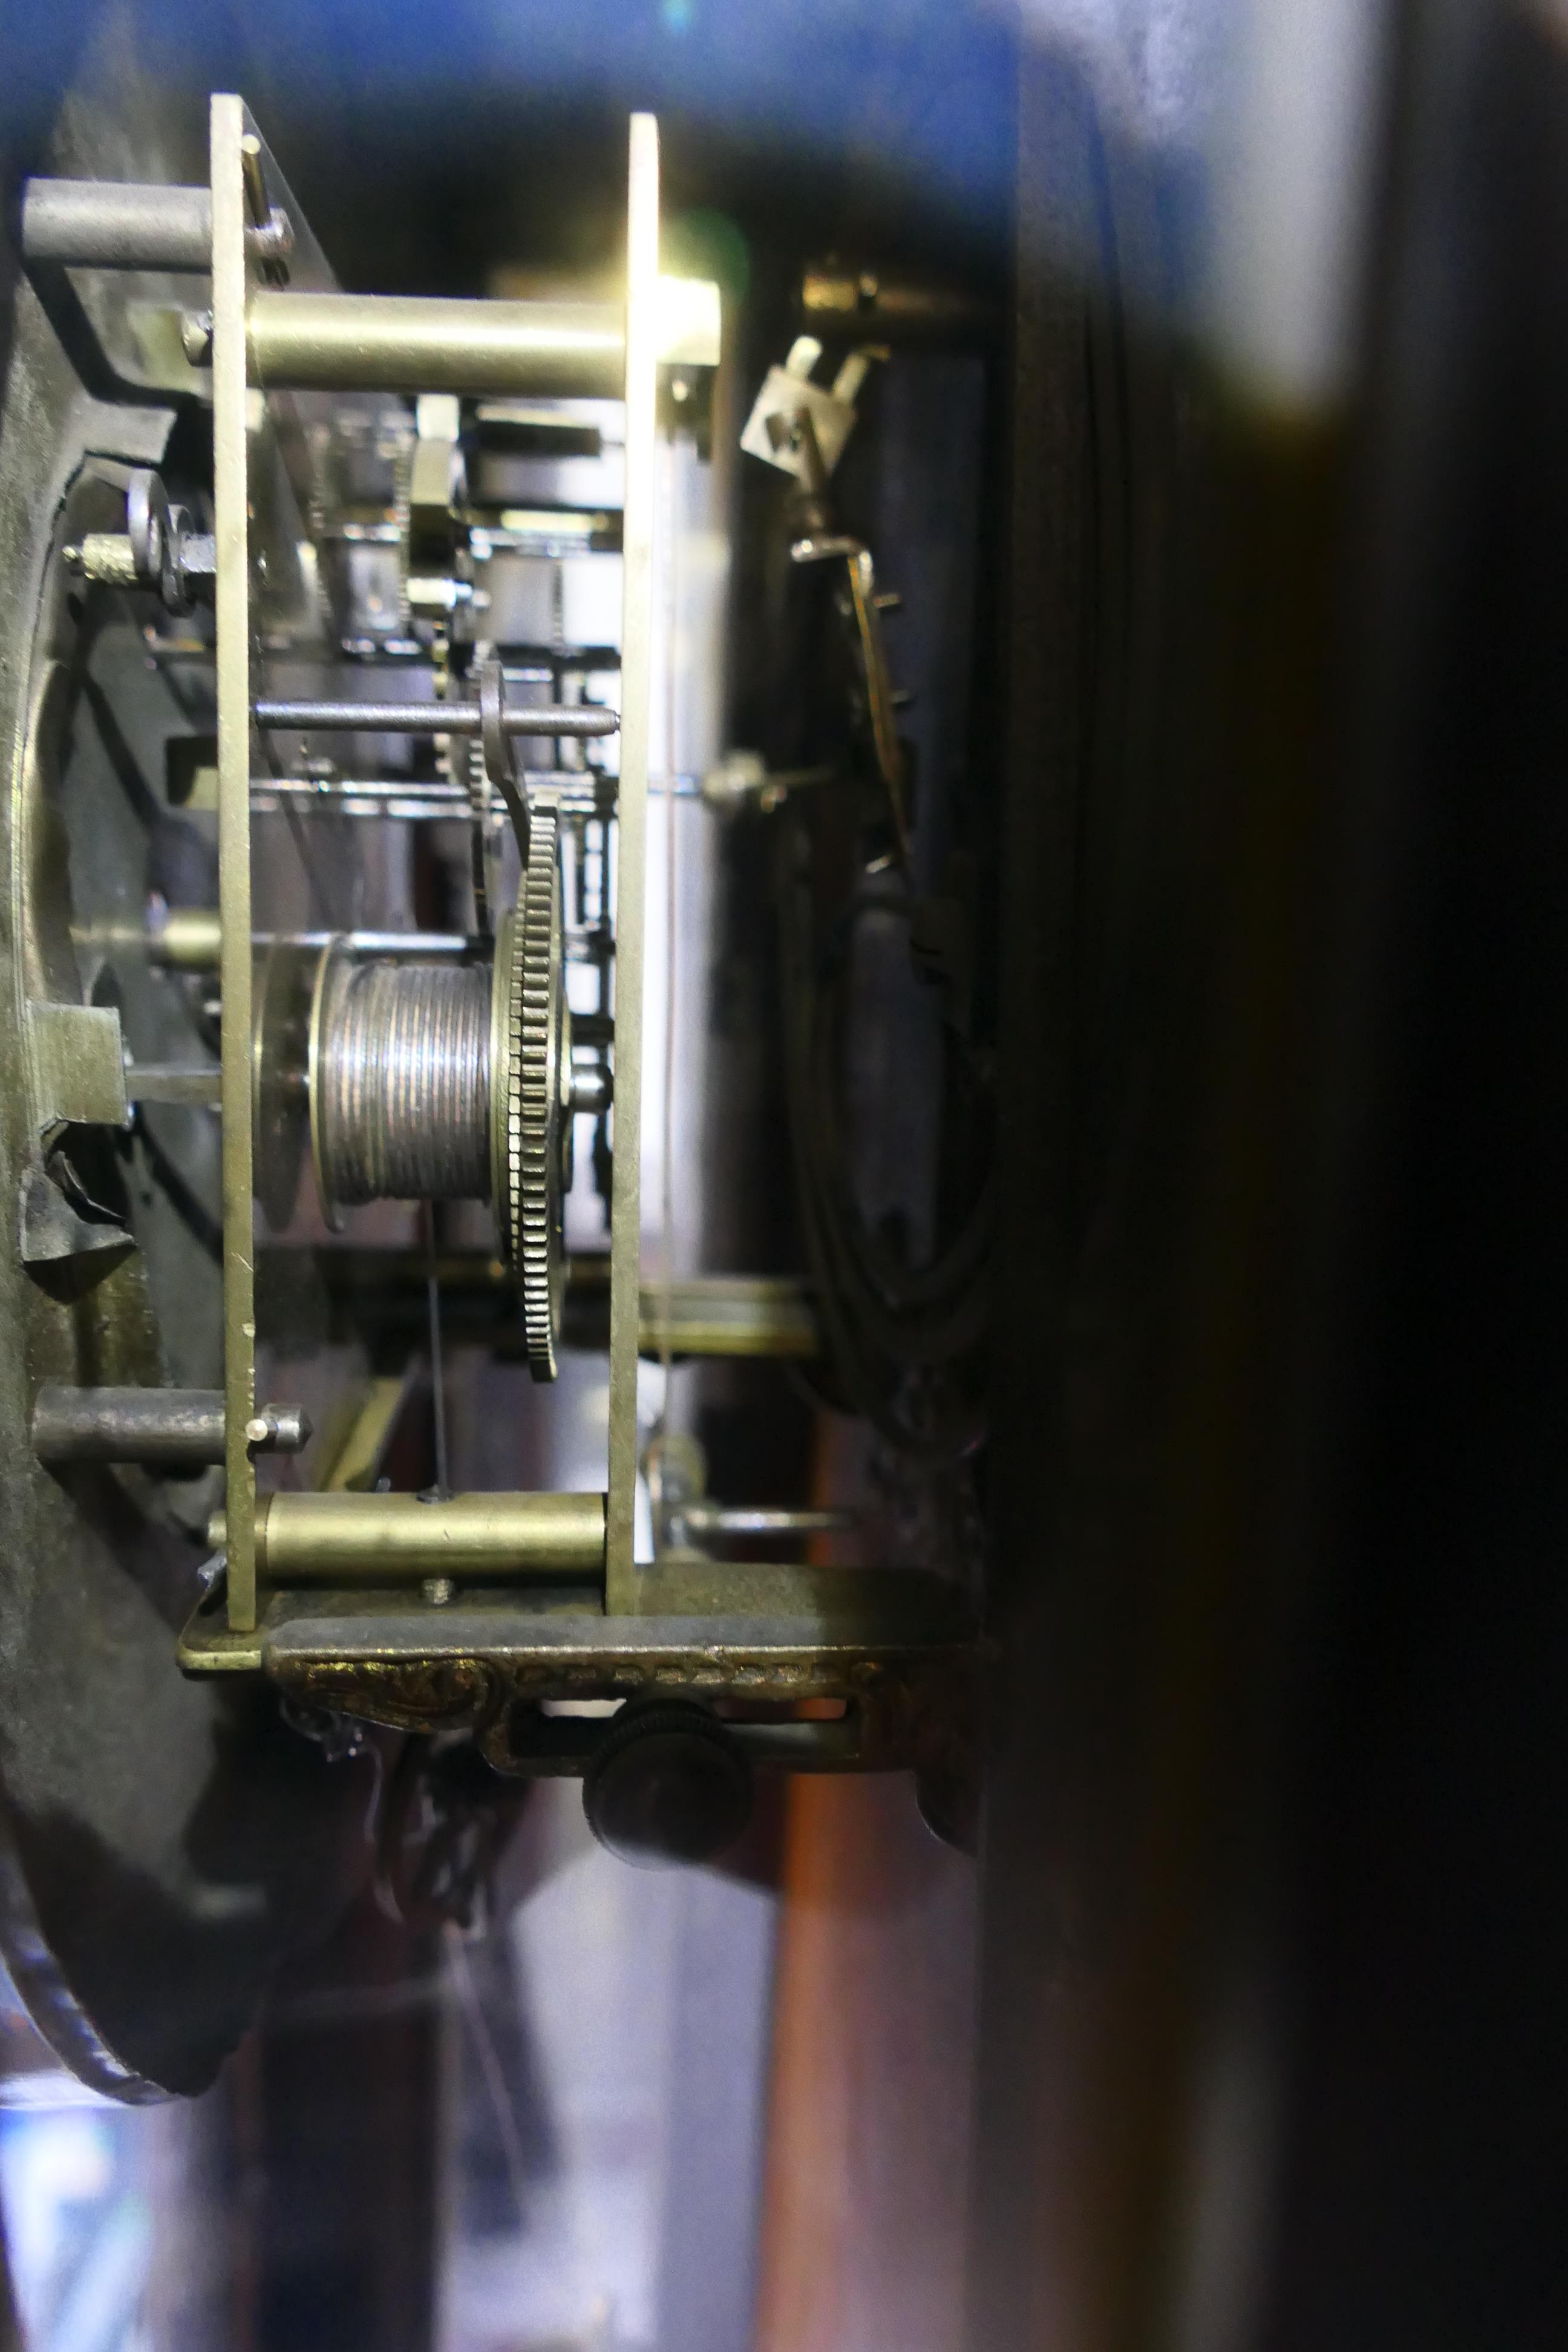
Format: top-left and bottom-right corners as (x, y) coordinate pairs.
(21, 0), (1016, 235)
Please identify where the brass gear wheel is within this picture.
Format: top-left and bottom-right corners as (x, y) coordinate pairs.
(491, 808), (572, 1379)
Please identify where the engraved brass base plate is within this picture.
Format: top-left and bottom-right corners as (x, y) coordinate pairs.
(179, 1568), (980, 1791)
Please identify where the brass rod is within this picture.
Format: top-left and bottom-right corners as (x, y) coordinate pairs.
(152, 907), (223, 970)
(254, 1489), (606, 1583)
(247, 290), (625, 397)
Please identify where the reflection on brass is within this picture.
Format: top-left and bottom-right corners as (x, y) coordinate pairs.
(253, 1487), (606, 1584)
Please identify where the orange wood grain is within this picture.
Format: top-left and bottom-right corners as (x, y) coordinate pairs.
(751, 1769), (978, 2352)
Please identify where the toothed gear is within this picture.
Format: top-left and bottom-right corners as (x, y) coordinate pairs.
(492, 808), (572, 1379)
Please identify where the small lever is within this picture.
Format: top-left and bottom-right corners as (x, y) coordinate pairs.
(476, 656), (531, 866)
